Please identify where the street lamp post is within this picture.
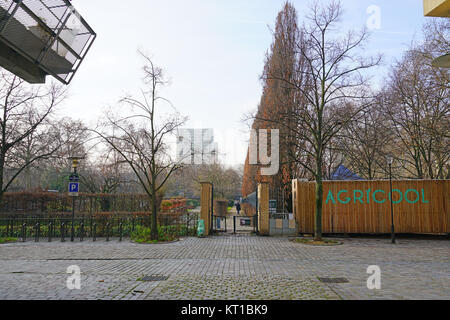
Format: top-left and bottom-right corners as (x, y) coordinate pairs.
(387, 155), (396, 244)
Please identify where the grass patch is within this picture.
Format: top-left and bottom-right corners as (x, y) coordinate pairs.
(291, 238), (342, 246)
(0, 237), (18, 244)
(131, 226), (178, 244)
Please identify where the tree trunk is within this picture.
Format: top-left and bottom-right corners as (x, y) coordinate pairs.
(0, 156), (4, 210)
(151, 190), (158, 240)
(314, 142), (324, 241)
(314, 173), (323, 241)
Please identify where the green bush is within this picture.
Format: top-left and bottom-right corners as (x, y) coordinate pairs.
(131, 225), (178, 243)
(0, 237), (17, 244)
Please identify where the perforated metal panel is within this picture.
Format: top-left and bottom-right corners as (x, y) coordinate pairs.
(0, 0), (96, 84)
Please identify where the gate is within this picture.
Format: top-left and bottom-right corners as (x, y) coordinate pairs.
(231, 214), (258, 234)
(236, 189), (259, 234)
(212, 214), (258, 234)
(269, 212), (297, 236)
(212, 214), (227, 233)
(268, 186), (297, 236)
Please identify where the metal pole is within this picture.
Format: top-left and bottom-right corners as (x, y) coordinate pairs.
(70, 165), (78, 242)
(389, 163), (396, 244)
(255, 186), (259, 235)
(71, 196), (75, 242)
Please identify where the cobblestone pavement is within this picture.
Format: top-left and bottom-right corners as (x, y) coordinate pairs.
(0, 235), (448, 300)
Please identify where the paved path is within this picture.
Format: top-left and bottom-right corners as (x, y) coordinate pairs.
(0, 235), (448, 300)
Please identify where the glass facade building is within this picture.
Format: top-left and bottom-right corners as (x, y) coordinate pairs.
(176, 129), (219, 165)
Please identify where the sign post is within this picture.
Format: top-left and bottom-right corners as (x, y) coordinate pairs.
(68, 157), (83, 242)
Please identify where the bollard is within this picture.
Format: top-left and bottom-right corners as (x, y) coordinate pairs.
(233, 216), (236, 234)
(22, 223), (26, 242)
(80, 223), (84, 242)
(106, 223), (110, 242)
(48, 222), (52, 242)
(61, 223), (65, 242)
(7, 220), (12, 238)
(34, 223), (39, 242)
(186, 217), (189, 237)
(93, 223), (97, 242)
(119, 222), (123, 242)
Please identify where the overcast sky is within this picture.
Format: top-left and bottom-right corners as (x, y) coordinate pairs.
(60, 0), (429, 167)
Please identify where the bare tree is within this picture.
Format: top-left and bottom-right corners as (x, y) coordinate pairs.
(196, 163), (242, 200)
(336, 101), (392, 180)
(80, 148), (125, 194)
(0, 72), (65, 202)
(382, 22), (449, 179)
(256, 1), (381, 240)
(42, 117), (92, 188)
(94, 52), (187, 240)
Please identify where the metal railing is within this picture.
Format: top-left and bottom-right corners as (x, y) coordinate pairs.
(211, 215), (258, 234)
(0, 212), (199, 242)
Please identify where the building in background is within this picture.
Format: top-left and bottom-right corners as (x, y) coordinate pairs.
(176, 129), (219, 165)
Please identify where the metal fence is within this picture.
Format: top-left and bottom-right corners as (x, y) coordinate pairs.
(0, 211), (199, 242)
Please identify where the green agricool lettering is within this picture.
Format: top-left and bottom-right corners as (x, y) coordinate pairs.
(325, 189), (429, 205)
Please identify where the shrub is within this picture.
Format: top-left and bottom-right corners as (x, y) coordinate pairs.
(131, 225), (178, 243)
(0, 237), (17, 244)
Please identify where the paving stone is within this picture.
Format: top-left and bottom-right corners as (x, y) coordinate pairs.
(0, 235), (448, 299)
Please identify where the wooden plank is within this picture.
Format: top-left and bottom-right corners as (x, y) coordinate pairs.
(292, 179), (449, 235)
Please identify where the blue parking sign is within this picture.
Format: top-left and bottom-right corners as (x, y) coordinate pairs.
(69, 182), (79, 194)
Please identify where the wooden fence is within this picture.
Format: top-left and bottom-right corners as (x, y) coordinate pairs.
(292, 179), (449, 234)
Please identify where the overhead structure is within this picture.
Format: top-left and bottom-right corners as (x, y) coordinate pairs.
(431, 54), (450, 68)
(423, 0), (450, 68)
(0, 0), (96, 84)
(423, 0), (450, 17)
